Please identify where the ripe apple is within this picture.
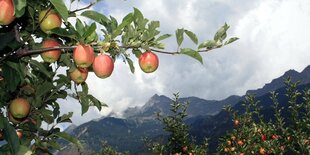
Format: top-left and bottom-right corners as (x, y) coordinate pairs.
(69, 67), (88, 84)
(73, 44), (95, 68)
(9, 98), (30, 119)
(227, 140), (232, 146)
(139, 51), (159, 73)
(0, 0), (15, 25)
(237, 140), (244, 145)
(39, 9), (62, 34)
(259, 147), (265, 154)
(272, 134), (278, 140)
(234, 119), (240, 127)
(92, 54), (114, 79)
(223, 147), (229, 152)
(261, 134), (266, 142)
(41, 39), (61, 63)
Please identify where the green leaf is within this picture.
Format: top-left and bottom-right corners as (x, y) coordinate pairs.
(126, 58), (135, 74)
(41, 109), (54, 124)
(81, 82), (88, 94)
(84, 23), (97, 38)
(13, 0), (26, 17)
(47, 141), (61, 150)
(133, 7), (144, 21)
(3, 62), (21, 92)
(185, 30), (198, 44)
(50, 0), (69, 21)
(75, 18), (85, 37)
(156, 34), (171, 42)
(214, 23), (229, 41)
(180, 48), (203, 64)
(87, 94), (107, 111)
(51, 28), (76, 39)
(36, 81), (53, 98)
(198, 40), (216, 49)
(3, 119), (19, 154)
(132, 49), (142, 58)
(78, 92), (89, 115)
(0, 32), (15, 51)
(112, 13), (133, 38)
(56, 112), (73, 123)
(29, 60), (52, 78)
(224, 37), (239, 45)
(18, 145), (32, 155)
(81, 10), (110, 25)
(53, 132), (83, 152)
(176, 28), (184, 46)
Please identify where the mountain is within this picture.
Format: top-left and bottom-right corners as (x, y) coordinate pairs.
(246, 66), (310, 96)
(124, 94), (241, 120)
(57, 65), (310, 155)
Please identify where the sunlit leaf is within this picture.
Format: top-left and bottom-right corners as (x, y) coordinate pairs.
(224, 37), (239, 45)
(126, 57), (135, 74)
(180, 48), (203, 64)
(81, 10), (110, 25)
(156, 34), (171, 42)
(176, 28), (184, 46)
(185, 30), (198, 44)
(50, 0), (69, 21)
(53, 132), (83, 152)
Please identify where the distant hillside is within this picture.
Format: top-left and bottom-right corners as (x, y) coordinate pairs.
(246, 66), (310, 96)
(57, 65), (310, 155)
(124, 94), (241, 120)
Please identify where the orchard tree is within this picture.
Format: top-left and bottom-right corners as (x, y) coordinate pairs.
(0, 0), (238, 154)
(217, 79), (310, 155)
(146, 93), (209, 155)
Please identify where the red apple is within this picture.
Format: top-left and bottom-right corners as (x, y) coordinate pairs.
(92, 54), (114, 79)
(261, 134), (266, 142)
(69, 67), (88, 84)
(73, 44), (95, 68)
(139, 51), (159, 73)
(39, 9), (62, 34)
(0, 0), (15, 25)
(41, 39), (61, 63)
(9, 98), (30, 119)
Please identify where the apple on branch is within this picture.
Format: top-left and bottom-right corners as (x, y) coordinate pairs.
(41, 39), (61, 63)
(139, 51), (159, 73)
(0, 0), (15, 25)
(92, 54), (114, 79)
(39, 9), (62, 34)
(73, 44), (95, 68)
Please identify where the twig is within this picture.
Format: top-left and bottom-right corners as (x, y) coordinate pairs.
(16, 46), (76, 57)
(69, 2), (95, 13)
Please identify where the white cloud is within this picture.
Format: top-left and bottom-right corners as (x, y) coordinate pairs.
(58, 0), (310, 125)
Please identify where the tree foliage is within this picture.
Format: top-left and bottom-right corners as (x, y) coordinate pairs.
(0, 0), (237, 154)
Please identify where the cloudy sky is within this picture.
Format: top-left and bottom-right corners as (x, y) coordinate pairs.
(59, 0), (310, 126)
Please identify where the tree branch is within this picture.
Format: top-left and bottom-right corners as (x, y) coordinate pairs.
(69, 2), (95, 13)
(12, 44), (220, 60)
(16, 46), (76, 57)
